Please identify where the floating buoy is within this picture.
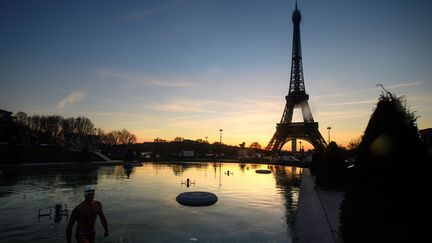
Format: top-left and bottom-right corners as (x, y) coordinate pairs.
(255, 169), (271, 174)
(181, 178), (195, 187)
(176, 191), (218, 207)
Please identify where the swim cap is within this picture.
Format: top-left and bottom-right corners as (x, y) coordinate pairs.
(84, 185), (95, 196)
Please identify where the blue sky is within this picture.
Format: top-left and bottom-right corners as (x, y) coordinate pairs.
(1, 0), (432, 148)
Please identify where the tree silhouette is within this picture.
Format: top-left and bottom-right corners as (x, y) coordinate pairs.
(249, 142), (262, 150)
(339, 91), (432, 242)
(314, 142), (347, 188)
(15, 111), (28, 125)
(309, 144), (324, 175)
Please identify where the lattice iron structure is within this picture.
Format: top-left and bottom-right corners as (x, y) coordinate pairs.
(266, 2), (326, 152)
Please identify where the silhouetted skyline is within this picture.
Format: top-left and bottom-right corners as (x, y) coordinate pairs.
(1, 0), (431, 148)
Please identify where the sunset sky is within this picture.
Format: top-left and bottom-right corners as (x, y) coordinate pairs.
(1, 0), (432, 149)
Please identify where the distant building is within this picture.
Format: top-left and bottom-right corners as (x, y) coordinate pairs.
(238, 148), (248, 158)
(0, 109), (14, 142)
(178, 150), (194, 158)
(0, 109), (13, 120)
(420, 128), (432, 157)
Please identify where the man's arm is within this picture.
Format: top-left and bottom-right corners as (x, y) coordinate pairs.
(97, 202), (109, 237)
(66, 208), (77, 243)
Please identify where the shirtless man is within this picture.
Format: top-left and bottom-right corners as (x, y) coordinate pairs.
(66, 186), (109, 243)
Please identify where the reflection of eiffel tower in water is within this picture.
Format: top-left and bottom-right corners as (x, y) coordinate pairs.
(266, 2), (326, 152)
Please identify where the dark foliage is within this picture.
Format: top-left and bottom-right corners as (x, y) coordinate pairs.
(0, 144), (102, 164)
(309, 144), (325, 175)
(339, 92), (432, 242)
(315, 142), (347, 188)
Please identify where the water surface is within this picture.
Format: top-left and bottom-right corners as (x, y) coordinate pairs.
(0, 162), (301, 242)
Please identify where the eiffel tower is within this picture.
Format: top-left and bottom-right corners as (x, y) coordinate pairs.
(266, 2), (326, 152)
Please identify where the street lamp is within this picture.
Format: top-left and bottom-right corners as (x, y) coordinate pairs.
(299, 140), (302, 160)
(327, 126), (331, 144)
(219, 129), (223, 158)
(218, 129), (223, 186)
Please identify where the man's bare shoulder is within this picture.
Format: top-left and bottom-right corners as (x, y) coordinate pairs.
(74, 201), (86, 210)
(91, 200), (102, 210)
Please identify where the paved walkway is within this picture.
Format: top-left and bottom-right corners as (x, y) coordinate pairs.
(293, 169), (344, 243)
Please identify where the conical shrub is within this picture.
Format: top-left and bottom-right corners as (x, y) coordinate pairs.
(339, 92), (432, 242)
(309, 144), (325, 175)
(315, 142), (347, 188)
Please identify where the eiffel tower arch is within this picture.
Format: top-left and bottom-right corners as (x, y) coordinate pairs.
(266, 2), (326, 152)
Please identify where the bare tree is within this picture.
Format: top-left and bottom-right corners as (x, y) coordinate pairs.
(195, 139), (207, 143)
(43, 115), (64, 144)
(75, 117), (95, 135)
(154, 137), (167, 142)
(347, 137), (361, 151)
(29, 115), (42, 132)
(15, 111), (28, 125)
(62, 117), (95, 135)
(96, 127), (109, 144)
(28, 115), (64, 144)
(249, 142), (262, 150)
(118, 129), (137, 144)
(103, 131), (118, 145)
(96, 127), (105, 136)
(62, 117), (76, 134)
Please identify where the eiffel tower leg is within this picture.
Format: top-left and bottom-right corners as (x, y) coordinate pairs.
(266, 133), (277, 151)
(266, 126), (288, 152)
(281, 102), (294, 123)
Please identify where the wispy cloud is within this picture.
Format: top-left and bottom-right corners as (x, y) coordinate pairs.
(317, 110), (371, 120)
(120, 10), (155, 23)
(147, 99), (228, 113)
(151, 97), (281, 131)
(57, 90), (87, 109)
(150, 79), (195, 87)
(89, 111), (147, 118)
(167, 114), (201, 121)
(96, 70), (195, 88)
(312, 88), (377, 101)
(118, 0), (189, 23)
(324, 99), (377, 106)
(145, 96), (283, 115)
(313, 80), (431, 101)
(387, 81), (431, 89)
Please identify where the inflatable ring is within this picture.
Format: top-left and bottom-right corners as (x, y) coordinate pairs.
(255, 169), (271, 174)
(176, 191), (218, 207)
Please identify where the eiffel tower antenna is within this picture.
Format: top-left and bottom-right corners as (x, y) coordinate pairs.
(266, 1), (326, 152)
